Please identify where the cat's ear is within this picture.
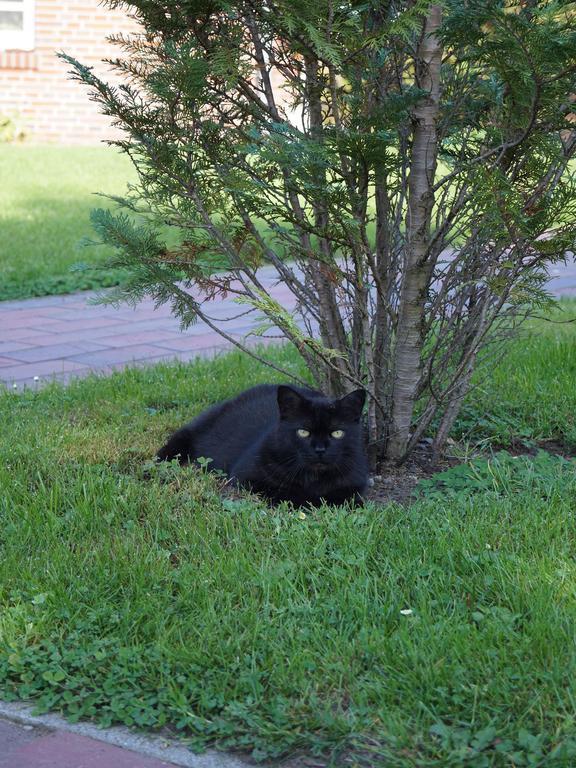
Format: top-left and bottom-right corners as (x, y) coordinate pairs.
(337, 389), (366, 421)
(277, 386), (306, 419)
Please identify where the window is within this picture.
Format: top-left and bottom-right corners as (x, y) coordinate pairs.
(0, 0), (34, 51)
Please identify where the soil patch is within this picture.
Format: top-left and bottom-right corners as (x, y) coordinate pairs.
(366, 441), (461, 506)
(366, 437), (576, 507)
(497, 437), (576, 460)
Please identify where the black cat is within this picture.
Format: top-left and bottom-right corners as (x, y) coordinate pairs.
(157, 384), (368, 506)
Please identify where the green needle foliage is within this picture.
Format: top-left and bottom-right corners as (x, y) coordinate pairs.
(60, 0), (576, 460)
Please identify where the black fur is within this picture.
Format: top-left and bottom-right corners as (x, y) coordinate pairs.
(157, 384), (368, 507)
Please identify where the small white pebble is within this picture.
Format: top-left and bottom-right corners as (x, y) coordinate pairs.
(12, 383), (18, 389)
(400, 608), (413, 616)
(33, 376), (39, 381)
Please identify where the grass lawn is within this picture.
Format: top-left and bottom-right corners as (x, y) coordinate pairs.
(1, 311), (576, 767)
(450, 304), (576, 450)
(0, 145), (135, 301)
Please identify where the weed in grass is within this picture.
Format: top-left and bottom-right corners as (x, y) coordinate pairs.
(416, 450), (576, 501)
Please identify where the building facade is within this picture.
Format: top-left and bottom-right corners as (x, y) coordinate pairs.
(0, 0), (135, 144)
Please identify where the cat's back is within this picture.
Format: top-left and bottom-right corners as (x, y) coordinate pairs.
(181, 384), (281, 470)
(157, 383), (322, 469)
(193, 384), (278, 432)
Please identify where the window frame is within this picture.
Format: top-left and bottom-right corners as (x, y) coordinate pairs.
(0, 0), (35, 51)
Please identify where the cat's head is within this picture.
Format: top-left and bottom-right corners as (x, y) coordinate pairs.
(276, 386), (366, 470)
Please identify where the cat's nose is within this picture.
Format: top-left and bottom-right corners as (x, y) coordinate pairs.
(314, 446), (326, 456)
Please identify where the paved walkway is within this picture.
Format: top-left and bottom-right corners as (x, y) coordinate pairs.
(0, 267), (296, 388)
(0, 701), (251, 768)
(1, 262), (575, 389)
(0, 718), (177, 768)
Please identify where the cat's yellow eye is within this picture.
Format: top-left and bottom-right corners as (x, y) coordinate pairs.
(331, 429), (345, 439)
(297, 428), (310, 438)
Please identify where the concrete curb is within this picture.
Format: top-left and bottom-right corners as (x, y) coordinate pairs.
(0, 700), (258, 768)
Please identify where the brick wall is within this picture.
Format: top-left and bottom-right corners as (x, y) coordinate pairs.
(0, 1), (137, 144)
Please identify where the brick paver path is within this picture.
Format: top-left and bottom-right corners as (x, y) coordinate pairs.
(1, 261), (575, 388)
(0, 267), (296, 388)
(0, 718), (191, 768)
(0, 718), (177, 768)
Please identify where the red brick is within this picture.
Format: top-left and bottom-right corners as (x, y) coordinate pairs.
(26, 317), (123, 333)
(67, 344), (180, 366)
(93, 330), (185, 348)
(156, 333), (238, 352)
(0, 359), (91, 382)
(3, 729), (175, 768)
(0, 328), (44, 342)
(0, 341), (34, 354)
(7, 341), (108, 363)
